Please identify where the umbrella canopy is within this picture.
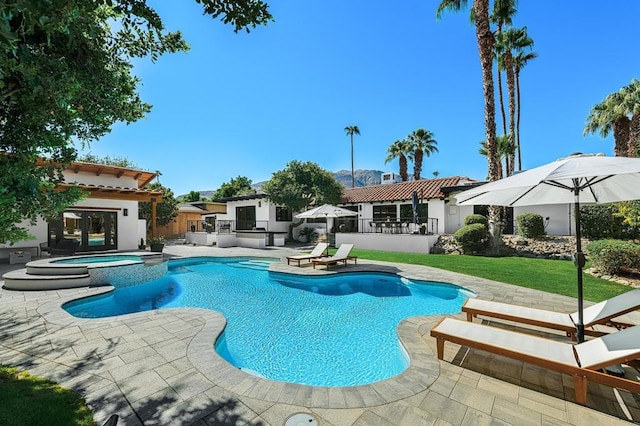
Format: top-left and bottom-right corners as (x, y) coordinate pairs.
(454, 153), (640, 342)
(295, 204), (358, 240)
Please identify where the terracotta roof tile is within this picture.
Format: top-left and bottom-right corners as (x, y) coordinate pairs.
(341, 176), (476, 204)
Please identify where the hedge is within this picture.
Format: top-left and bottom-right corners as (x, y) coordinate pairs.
(453, 223), (487, 254)
(516, 212), (545, 238)
(586, 239), (640, 275)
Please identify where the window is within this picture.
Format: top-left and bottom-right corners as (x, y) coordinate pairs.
(275, 206), (292, 222)
(373, 205), (397, 221)
(236, 206), (256, 230)
(48, 210), (117, 251)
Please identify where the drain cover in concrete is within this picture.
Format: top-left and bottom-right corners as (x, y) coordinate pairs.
(284, 412), (318, 426)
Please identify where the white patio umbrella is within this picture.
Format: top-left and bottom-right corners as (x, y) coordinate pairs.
(454, 153), (640, 342)
(295, 204), (358, 243)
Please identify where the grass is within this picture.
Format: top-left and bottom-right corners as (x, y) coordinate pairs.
(347, 249), (631, 303)
(0, 365), (94, 426)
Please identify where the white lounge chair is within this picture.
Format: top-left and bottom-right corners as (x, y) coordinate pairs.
(431, 317), (640, 405)
(462, 289), (640, 340)
(286, 243), (329, 266)
(312, 243), (357, 270)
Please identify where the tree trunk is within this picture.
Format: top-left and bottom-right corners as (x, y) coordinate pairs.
(400, 155), (408, 181)
(497, 66), (507, 135)
(289, 219), (304, 242)
(474, 0), (503, 254)
(628, 113), (640, 157)
(613, 117), (630, 157)
(515, 69), (522, 171)
(414, 149), (423, 180)
(505, 52), (516, 176)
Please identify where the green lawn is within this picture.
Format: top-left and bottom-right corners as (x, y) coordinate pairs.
(348, 249), (631, 303)
(0, 365), (94, 426)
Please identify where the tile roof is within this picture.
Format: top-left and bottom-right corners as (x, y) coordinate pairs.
(341, 176), (476, 204)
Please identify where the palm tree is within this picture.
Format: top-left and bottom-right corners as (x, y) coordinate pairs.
(344, 125), (360, 188)
(491, 0), (518, 136)
(584, 80), (640, 157)
(479, 134), (514, 178)
(407, 128), (439, 180)
(385, 139), (412, 182)
(513, 49), (537, 170)
(437, 0), (501, 249)
(437, 1), (499, 183)
(500, 27), (533, 175)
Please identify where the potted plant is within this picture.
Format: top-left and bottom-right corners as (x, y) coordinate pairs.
(149, 236), (165, 252)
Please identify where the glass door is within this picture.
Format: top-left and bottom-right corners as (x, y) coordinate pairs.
(49, 210), (118, 251)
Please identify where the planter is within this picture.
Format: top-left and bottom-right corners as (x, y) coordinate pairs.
(150, 243), (165, 252)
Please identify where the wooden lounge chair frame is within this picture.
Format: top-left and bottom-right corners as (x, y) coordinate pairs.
(286, 243), (329, 266)
(462, 290), (640, 340)
(431, 317), (640, 405)
(312, 243), (357, 270)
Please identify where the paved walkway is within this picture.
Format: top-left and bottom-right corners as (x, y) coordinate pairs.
(0, 245), (638, 425)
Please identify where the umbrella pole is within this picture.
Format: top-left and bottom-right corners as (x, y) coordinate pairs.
(573, 186), (586, 343)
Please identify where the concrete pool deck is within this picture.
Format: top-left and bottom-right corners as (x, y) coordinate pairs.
(0, 244), (638, 425)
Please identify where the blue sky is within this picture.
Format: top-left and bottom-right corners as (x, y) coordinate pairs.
(78, 1), (640, 196)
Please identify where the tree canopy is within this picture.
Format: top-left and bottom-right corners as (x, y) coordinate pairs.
(0, 0), (272, 243)
(183, 191), (203, 202)
(262, 161), (343, 213)
(212, 176), (256, 199)
(138, 182), (180, 233)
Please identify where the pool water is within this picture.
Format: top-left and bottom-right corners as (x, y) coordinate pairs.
(53, 255), (142, 264)
(64, 257), (469, 386)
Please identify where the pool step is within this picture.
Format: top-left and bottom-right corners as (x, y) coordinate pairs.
(3, 269), (91, 291)
(26, 264), (89, 276)
(232, 260), (272, 271)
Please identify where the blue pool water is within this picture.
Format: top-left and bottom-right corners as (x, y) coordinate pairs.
(53, 255), (142, 264)
(64, 257), (469, 386)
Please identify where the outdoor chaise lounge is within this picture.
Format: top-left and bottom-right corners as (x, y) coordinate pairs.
(431, 317), (640, 405)
(286, 243), (329, 266)
(462, 290), (640, 340)
(312, 243), (357, 270)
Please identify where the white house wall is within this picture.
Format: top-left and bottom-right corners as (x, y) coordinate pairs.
(62, 170), (138, 188)
(513, 204), (574, 236)
(445, 202), (475, 234)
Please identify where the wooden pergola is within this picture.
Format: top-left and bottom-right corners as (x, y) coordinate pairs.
(49, 160), (165, 237)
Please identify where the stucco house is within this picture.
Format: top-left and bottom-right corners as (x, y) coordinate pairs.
(0, 160), (163, 259)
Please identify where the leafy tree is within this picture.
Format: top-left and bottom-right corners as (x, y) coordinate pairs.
(407, 128), (438, 180)
(263, 161), (343, 213)
(0, 1), (272, 243)
(139, 182), (179, 234)
(344, 125), (361, 188)
(183, 190), (202, 202)
(212, 176), (256, 199)
(385, 139), (412, 182)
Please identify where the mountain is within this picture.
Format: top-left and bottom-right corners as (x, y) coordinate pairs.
(179, 169), (386, 199)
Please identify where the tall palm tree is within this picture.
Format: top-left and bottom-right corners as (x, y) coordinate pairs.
(500, 27), (533, 175)
(437, 1), (499, 183)
(437, 0), (501, 249)
(385, 140), (412, 182)
(407, 128), (439, 180)
(344, 125), (360, 188)
(513, 49), (537, 170)
(490, 0), (518, 136)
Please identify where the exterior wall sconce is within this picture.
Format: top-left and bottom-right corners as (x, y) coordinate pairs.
(123, 208), (128, 216)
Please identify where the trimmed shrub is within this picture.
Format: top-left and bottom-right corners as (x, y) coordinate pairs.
(586, 239), (640, 275)
(464, 214), (488, 228)
(580, 205), (625, 240)
(516, 212), (545, 238)
(453, 223), (487, 254)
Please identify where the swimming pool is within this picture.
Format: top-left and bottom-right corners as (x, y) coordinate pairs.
(64, 257), (470, 386)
